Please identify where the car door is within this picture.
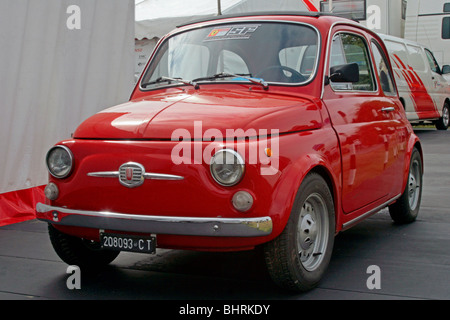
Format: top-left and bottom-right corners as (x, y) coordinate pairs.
(384, 39), (436, 120)
(403, 44), (437, 114)
(322, 28), (401, 214)
(370, 39), (408, 198)
(424, 48), (448, 115)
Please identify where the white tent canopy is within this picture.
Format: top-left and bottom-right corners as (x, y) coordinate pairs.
(133, 0), (318, 80)
(135, 0), (316, 40)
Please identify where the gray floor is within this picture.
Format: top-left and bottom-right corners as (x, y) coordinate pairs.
(0, 128), (449, 300)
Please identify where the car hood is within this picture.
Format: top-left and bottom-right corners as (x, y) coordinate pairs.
(73, 89), (322, 140)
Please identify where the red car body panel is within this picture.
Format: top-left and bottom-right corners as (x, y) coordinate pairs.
(36, 14), (421, 252)
(74, 89), (323, 140)
(45, 123), (341, 250)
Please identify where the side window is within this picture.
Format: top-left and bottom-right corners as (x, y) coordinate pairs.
(371, 41), (396, 96)
(442, 17), (450, 39)
(444, 3), (450, 12)
(279, 47), (303, 70)
(424, 49), (441, 73)
(384, 40), (408, 67)
(330, 33), (375, 91)
(330, 35), (347, 67)
(279, 45), (317, 78)
(406, 45), (426, 71)
(216, 50), (249, 75)
(300, 45), (318, 75)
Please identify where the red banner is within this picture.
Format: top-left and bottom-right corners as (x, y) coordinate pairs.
(0, 186), (45, 226)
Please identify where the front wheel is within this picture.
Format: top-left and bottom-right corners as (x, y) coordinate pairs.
(48, 224), (120, 271)
(388, 147), (423, 223)
(264, 173), (335, 292)
(435, 103), (449, 130)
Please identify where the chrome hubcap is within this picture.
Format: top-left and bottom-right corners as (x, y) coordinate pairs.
(297, 193), (329, 271)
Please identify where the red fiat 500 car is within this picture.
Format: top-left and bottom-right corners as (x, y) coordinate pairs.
(36, 12), (423, 292)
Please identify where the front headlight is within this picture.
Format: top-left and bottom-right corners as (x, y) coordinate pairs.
(210, 149), (245, 186)
(46, 145), (73, 179)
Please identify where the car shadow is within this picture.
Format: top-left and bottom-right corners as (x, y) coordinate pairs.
(38, 213), (409, 299)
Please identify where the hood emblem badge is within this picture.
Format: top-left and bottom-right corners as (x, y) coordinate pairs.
(119, 162), (145, 188)
(87, 162), (184, 188)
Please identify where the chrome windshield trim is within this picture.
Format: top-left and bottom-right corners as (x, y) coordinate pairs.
(36, 203), (272, 237)
(87, 171), (184, 181)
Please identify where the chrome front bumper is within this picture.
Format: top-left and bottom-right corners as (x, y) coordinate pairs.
(36, 203), (273, 237)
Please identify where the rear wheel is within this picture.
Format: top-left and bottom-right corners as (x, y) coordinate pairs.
(264, 173), (335, 292)
(389, 147), (422, 223)
(48, 224), (120, 271)
(435, 103), (449, 130)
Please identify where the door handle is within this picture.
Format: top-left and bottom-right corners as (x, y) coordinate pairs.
(380, 107), (395, 112)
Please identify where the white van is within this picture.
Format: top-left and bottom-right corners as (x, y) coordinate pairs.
(379, 34), (450, 130)
(404, 0), (450, 67)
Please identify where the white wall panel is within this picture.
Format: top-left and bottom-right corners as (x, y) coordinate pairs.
(0, 0), (135, 193)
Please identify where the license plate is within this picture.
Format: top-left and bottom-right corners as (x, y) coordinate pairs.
(100, 232), (156, 254)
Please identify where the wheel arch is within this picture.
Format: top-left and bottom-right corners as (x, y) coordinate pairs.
(274, 162), (341, 237)
(444, 98), (450, 115)
(309, 165), (336, 205)
(402, 137), (424, 193)
(308, 165), (341, 234)
(414, 140), (424, 170)
(267, 131), (342, 240)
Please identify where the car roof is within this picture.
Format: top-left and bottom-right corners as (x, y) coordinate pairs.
(177, 11), (360, 29)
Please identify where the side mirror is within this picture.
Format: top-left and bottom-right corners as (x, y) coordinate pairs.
(442, 65), (450, 75)
(329, 63), (360, 83)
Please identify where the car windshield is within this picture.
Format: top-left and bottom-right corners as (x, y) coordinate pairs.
(141, 22), (319, 89)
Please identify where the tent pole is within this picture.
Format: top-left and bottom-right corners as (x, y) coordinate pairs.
(217, 0), (222, 15)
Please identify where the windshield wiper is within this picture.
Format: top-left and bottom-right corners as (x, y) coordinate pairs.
(192, 72), (269, 90)
(142, 76), (199, 89)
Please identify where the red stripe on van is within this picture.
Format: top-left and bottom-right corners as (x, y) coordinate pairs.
(392, 54), (435, 116)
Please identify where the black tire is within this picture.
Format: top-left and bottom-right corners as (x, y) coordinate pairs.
(48, 224), (120, 271)
(435, 103), (449, 130)
(388, 147), (422, 224)
(263, 173), (335, 292)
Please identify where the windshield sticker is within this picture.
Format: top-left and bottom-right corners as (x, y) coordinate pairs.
(204, 25), (260, 41)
